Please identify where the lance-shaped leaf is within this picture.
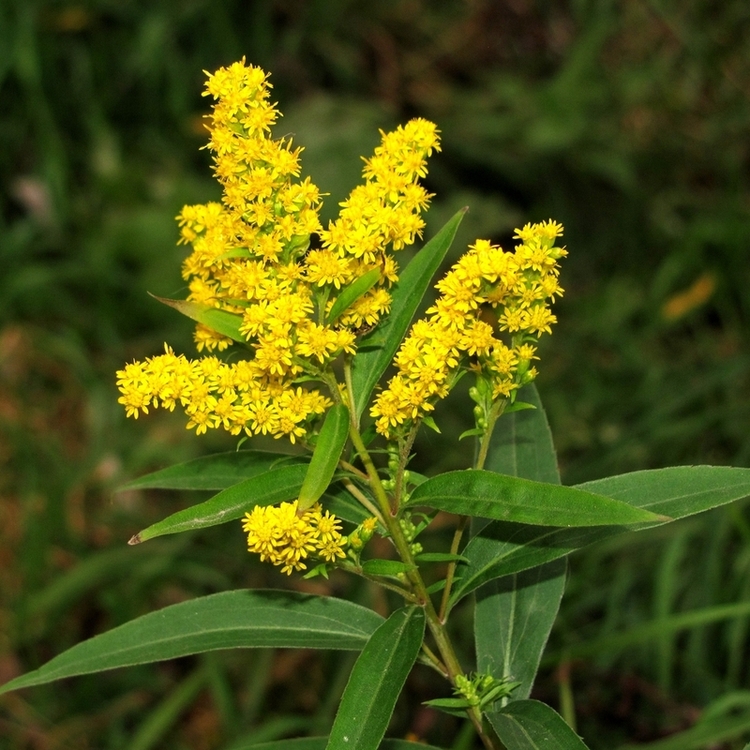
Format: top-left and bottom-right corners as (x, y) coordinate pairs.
(484, 384), (561, 487)
(0, 590), (384, 696)
(151, 294), (245, 342)
(488, 700), (590, 749)
(129, 464), (308, 544)
(118, 450), (304, 492)
(326, 606), (425, 750)
(409, 470), (664, 527)
(298, 404), (350, 511)
(475, 384), (567, 702)
(452, 465), (750, 604)
(350, 208), (466, 421)
(327, 268), (381, 324)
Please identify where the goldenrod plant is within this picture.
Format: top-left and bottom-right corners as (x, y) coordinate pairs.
(4, 60), (750, 750)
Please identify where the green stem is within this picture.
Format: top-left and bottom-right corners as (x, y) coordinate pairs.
(475, 398), (507, 471)
(439, 515), (468, 622)
(336, 363), (500, 749)
(340, 477), (384, 524)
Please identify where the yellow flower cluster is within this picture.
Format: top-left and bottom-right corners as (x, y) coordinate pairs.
(241, 501), (346, 574)
(370, 221), (566, 437)
(117, 59), (440, 441)
(116, 345), (330, 440)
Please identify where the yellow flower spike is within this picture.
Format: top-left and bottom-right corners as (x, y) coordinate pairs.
(371, 220), (566, 438)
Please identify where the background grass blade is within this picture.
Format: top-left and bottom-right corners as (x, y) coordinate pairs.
(543, 600), (750, 664)
(129, 665), (207, 750)
(325, 606), (425, 750)
(617, 705), (750, 750)
(410, 470), (663, 527)
(118, 450), (303, 491)
(488, 700), (590, 749)
(0, 590), (383, 695)
(475, 385), (567, 702)
(350, 208), (466, 420)
(130, 464), (309, 544)
(246, 740), (446, 750)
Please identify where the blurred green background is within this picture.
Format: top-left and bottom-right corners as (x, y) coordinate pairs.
(2, 0), (750, 747)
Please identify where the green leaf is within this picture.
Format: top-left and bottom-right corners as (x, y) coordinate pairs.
(151, 294), (245, 342)
(453, 465), (750, 604)
(422, 697), (475, 717)
(361, 559), (415, 576)
(326, 607), (425, 750)
(327, 268), (381, 323)
(488, 700), (590, 749)
(503, 401), (536, 414)
(118, 450), (303, 491)
(576, 466), (750, 520)
(475, 384), (567, 702)
(129, 464), (309, 544)
(415, 552), (470, 564)
(350, 209), (466, 421)
(247, 740), (445, 750)
(475, 561), (567, 702)
(298, 404), (350, 510)
(0, 590), (384, 695)
(484, 384), (561, 486)
(409, 470), (664, 527)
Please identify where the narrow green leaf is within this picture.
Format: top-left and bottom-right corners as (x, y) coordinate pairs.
(475, 384), (567, 702)
(459, 427), (485, 441)
(488, 700), (590, 749)
(453, 465), (750, 604)
(118, 450), (302, 492)
(484, 384), (560, 486)
(415, 552), (470, 564)
(503, 401), (536, 414)
(476, 560), (567, 703)
(298, 404), (350, 510)
(577, 466), (750, 520)
(350, 208), (466, 420)
(129, 464), (309, 544)
(361, 559), (415, 576)
(0, 590), (384, 695)
(151, 294), (245, 342)
(410, 470), (664, 527)
(327, 268), (381, 323)
(326, 606), (425, 750)
(422, 697), (475, 717)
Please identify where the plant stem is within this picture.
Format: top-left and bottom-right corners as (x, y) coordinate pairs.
(438, 515), (468, 622)
(475, 398), (507, 471)
(337, 364), (500, 749)
(340, 477), (384, 524)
